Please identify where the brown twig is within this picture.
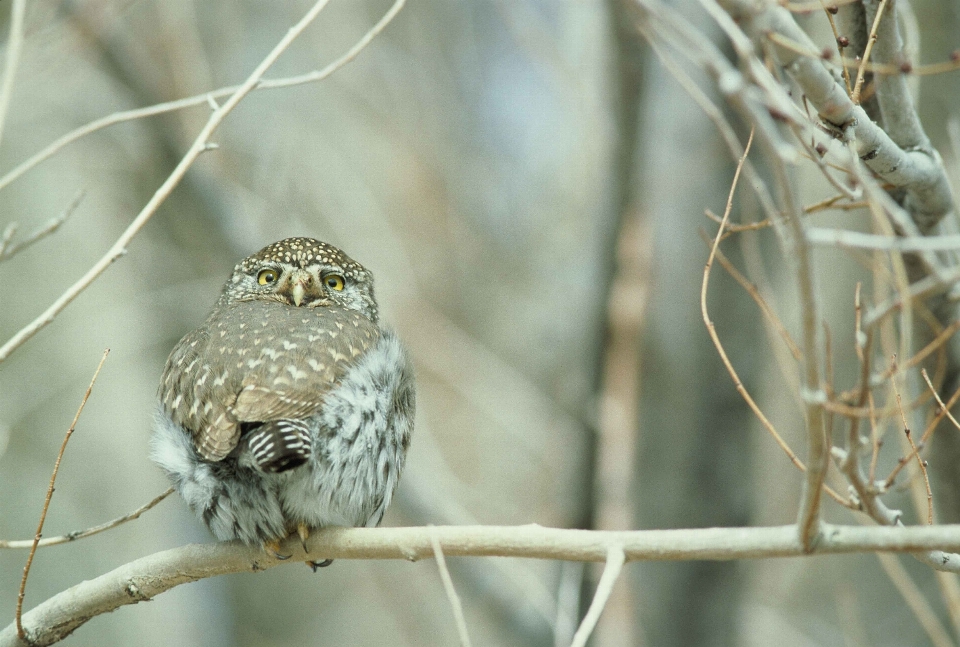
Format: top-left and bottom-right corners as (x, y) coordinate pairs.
(816, 0), (853, 94)
(700, 129), (848, 508)
(867, 390), (881, 487)
(893, 389), (932, 524)
(16, 349), (110, 639)
(702, 131), (796, 458)
(697, 229), (802, 360)
(874, 319), (960, 383)
(882, 371), (960, 490)
(855, 0), (886, 104)
(766, 30), (960, 77)
(0, 488), (173, 550)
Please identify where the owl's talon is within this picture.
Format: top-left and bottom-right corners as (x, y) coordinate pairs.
(264, 540), (291, 561)
(307, 559), (334, 572)
(297, 523), (310, 553)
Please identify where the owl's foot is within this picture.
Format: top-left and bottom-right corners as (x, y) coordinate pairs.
(308, 559), (334, 572)
(297, 523), (310, 552)
(296, 524), (332, 570)
(263, 539), (291, 561)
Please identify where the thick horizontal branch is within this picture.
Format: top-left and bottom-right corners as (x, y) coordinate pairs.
(8, 523), (960, 646)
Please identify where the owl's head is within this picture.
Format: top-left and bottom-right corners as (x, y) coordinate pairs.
(221, 237), (378, 322)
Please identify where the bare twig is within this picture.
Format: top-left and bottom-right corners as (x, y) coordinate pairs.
(569, 546), (626, 647)
(0, 191), (85, 263)
(15, 349), (109, 640)
(0, 0), (406, 195)
(882, 371), (960, 489)
(429, 528), (473, 647)
(0, 488), (173, 550)
(699, 129), (847, 508)
(697, 228), (802, 362)
(0, 0), (378, 364)
(851, 0), (889, 104)
(0, 0), (26, 149)
(893, 391), (932, 524)
(921, 369), (960, 435)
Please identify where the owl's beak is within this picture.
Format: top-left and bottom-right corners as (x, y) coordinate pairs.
(289, 270), (319, 306)
(292, 282), (306, 307)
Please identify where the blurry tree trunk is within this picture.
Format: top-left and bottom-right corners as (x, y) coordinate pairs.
(630, 13), (756, 646)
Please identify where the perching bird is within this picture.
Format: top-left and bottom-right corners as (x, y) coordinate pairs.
(151, 237), (415, 567)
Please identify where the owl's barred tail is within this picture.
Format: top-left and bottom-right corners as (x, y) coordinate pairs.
(243, 420), (312, 473)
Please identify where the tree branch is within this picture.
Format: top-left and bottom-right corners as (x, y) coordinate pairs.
(0, 0), (26, 149)
(9, 524), (960, 646)
(0, 0), (405, 364)
(715, 0), (954, 232)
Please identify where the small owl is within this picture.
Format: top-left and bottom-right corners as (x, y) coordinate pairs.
(151, 238), (415, 567)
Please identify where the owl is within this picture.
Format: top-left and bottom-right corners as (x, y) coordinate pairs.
(151, 238), (415, 568)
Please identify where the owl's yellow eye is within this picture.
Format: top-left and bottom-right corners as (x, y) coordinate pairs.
(257, 269), (278, 285)
(324, 274), (345, 291)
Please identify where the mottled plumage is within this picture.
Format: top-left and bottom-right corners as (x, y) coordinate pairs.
(151, 238), (415, 563)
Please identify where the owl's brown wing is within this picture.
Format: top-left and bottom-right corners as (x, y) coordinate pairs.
(231, 309), (380, 424)
(159, 325), (241, 462)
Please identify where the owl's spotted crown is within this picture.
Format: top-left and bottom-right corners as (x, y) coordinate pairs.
(238, 237), (367, 278)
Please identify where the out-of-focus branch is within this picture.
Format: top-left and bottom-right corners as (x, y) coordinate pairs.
(807, 229), (960, 252)
(0, 0), (403, 364)
(569, 546), (625, 647)
(10, 524), (960, 646)
(0, 0), (26, 149)
(0, 191), (84, 263)
(0, 0), (405, 195)
(16, 350), (109, 639)
(0, 488), (173, 550)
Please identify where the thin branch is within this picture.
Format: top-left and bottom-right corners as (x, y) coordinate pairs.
(429, 527), (473, 647)
(697, 229), (802, 361)
(873, 319), (960, 384)
(16, 349), (109, 639)
(0, 0), (26, 149)
(0, 191), (84, 263)
(881, 371), (960, 489)
(851, 0), (888, 104)
(698, 129), (847, 508)
(807, 228), (960, 252)
(0, 0), (381, 364)
(921, 369), (960, 435)
(13, 524), (960, 646)
(894, 391), (932, 524)
(569, 546), (626, 647)
(0, 0), (406, 195)
(0, 488), (173, 550)
(701, 132), (799, 462)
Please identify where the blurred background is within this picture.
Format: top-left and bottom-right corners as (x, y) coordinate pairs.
(1, 0), (960, 645)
